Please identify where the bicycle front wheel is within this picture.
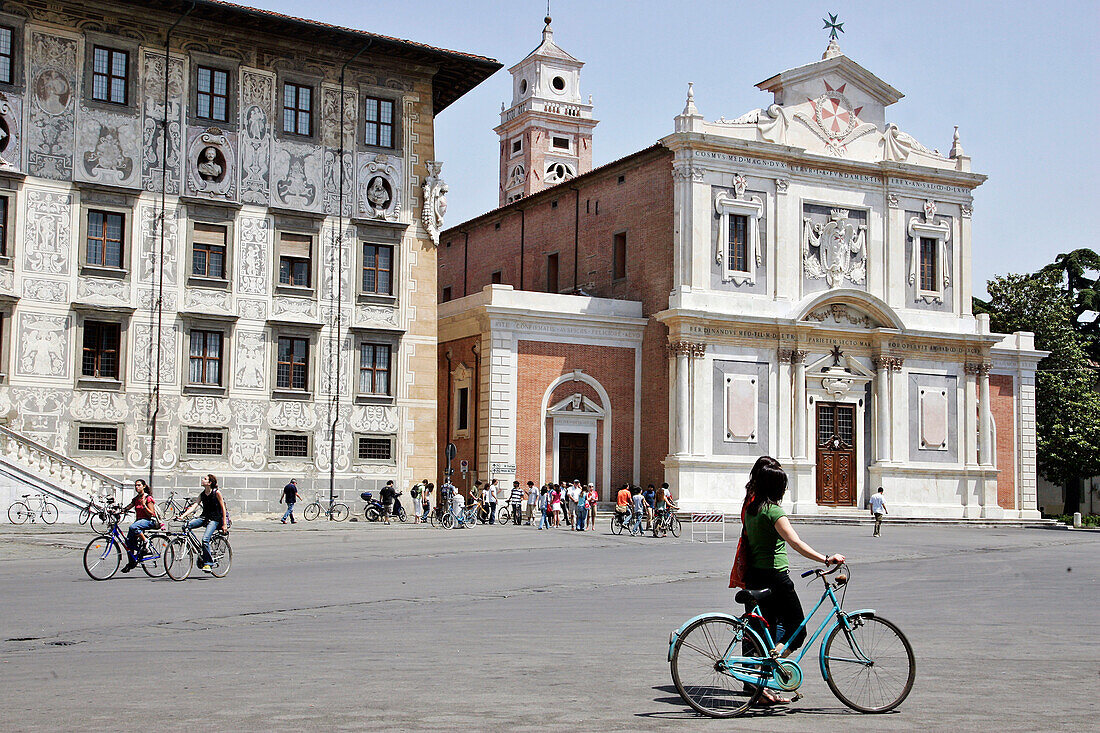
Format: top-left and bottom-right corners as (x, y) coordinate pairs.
(610, 515), (624, 535)
(7, 501), (29, 524)
(441, 512), (455, 530)
(83, 535), (121, 580)
(209, 536), (232, 577)
(41, 502), (59, 524)
(331, 503), (349, 522)
(671, 615), (765, 718)
(78, 507), (91, 525)
(141, 533), (170, 578)
(303, 503), (320, 521)
(165, 537), (194, 581)
(669, 515), (682, 538)
(823, 613), (915, 713)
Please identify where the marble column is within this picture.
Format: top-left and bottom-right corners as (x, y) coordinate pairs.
(792, 350), (807, 459)
(873, 355), (891, 462)
(977, 362), (993, 466)
(670, 342), (694, 455)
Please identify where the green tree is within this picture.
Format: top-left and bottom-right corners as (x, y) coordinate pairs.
(981, 272), (1100, 513)
(1039, 248), (1100, 359)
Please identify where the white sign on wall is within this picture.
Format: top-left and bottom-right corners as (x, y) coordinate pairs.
(490, 463), (516, 474)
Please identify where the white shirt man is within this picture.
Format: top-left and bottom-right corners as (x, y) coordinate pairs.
(869, 487), (887, 538)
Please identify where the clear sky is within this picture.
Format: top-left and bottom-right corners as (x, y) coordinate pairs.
(254, 0), (1098, 294)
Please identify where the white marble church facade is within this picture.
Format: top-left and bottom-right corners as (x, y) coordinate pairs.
(659, 40), (1043, 518)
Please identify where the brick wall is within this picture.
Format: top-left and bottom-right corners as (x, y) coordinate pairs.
(991, 374), (1016, 509)
(437, 335), (480, 494)
(441, 146), (674, 487)
(516, 341), (635, 499)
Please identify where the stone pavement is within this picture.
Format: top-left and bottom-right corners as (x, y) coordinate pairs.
(0, 518), (1097, 731)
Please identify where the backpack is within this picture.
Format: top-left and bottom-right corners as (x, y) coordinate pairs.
(411, 486), (421, 499)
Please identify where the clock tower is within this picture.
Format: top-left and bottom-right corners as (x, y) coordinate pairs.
(495, 15), (598, 206)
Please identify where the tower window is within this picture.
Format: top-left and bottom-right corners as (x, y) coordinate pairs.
(551, 76), (566, 91)
(552, 136), (570, 150)
(511, 138), (522, 155)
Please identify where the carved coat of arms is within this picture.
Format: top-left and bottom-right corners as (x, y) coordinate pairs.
(803, 208), (867, 287)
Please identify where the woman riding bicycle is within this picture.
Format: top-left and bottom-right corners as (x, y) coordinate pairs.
(120, 479), (159, 573)
(176, 474), (229, 573)
(740, 456), (845, 705)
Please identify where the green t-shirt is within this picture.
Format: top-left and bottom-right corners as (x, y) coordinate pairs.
(745, 503), (788, 571)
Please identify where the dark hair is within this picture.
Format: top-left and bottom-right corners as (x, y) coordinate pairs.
(647, 483), (655, 489)
(206, 474), (219, 490)
(745, 456), (787, 516)
(877, 486), (884, 493)
(428, 483), (434, 489)
(661, 482), (669, 490)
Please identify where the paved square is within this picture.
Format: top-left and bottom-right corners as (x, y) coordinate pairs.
(1, 520), (1097, 731)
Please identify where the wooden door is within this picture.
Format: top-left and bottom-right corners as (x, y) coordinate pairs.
(558, 432), (588, 485)
(816, 403), (857, 506)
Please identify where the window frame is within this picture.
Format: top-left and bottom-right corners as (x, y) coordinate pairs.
(0, 194), (10, 261)
(74, 423), (123, 457)
(182, 427), (228, 460)
(353, 433), (397, 465)
(82, 33), (138, 112)
(271, 431), (312, 460)
(85, 209), (126, 270)
(273, 226), (316, 296)
(359, 241), (395, 298)
(363, 95), (396, 149)
(714, 188), (763, 285)
(357, 341), (392, 397)
(91, 45), (129, 106)
(358, 87), (402, 152)
(187, 328), (224, 388)
(0, 307), (12, 382)
(275, 334), (310, 392)
(0, 14), (25, 92)
(78, 200), (133, 279)
(81, 320), (122, 381)
(907, 205), (952, 303)
(0, 24), (14, 86)
(281, 81), (313, 138)
(195, 65), (230, 123)
(186, 212), (233, 288)
(269, 325), (319, 401)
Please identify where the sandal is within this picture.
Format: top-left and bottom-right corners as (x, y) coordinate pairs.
(756, 691), (791, 706)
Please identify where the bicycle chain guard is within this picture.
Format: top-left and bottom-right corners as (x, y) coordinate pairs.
(772, 659), (803, 691)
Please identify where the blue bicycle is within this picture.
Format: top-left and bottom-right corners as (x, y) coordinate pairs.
(82, 507), (169, 580)
(668, 563), (915, 717)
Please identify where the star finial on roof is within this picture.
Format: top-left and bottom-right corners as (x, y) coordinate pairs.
(823, 13), (844, 41)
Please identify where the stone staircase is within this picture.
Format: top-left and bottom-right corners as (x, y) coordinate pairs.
(0, 424), (125, 522)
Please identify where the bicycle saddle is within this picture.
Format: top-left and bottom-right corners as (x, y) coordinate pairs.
(735, 588), (773, 605)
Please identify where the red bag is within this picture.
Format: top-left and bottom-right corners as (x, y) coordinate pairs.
(728, 507), (749, 589)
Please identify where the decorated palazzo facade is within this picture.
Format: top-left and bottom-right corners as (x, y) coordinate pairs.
(0, 0), (499, 514)
(438, 24), (1043, 518)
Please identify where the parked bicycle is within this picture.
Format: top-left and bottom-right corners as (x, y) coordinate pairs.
(668, 563), (915, 717)
(82, 507), (170, 580)
(77, 494), (113, 533)
(651, 508), (682, 537)
(164, 520), (232, 580)
(157, 491), (195, 523)
(302, 494), (349, 522)
(8, 492), (59, 525)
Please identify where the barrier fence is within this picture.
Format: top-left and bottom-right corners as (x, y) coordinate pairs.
(690, 513), (727, 543)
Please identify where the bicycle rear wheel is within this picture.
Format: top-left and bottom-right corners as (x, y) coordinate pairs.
(823, 613), (915, 713)
(669, 515), (682, 538)
(441, 512), (455, 530)
(303, 503), (320, 521)
(671, 615), (765, 718)
(209, 536), (232, 577)
(165, 537), (194, 581)
(331, 503), (350, 522)
(7, 501), (29, 524)
(83, 535), (121, 580)
(78, 507), (91, 525)
(610, 514), (624, 535)
(90, 510), (110, 534)
(141, 533), (170, 578)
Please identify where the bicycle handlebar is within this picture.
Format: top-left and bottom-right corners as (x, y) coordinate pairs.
(801, 562), (845, 579)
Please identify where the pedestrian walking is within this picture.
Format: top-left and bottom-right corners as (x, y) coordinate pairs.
(538, 486), (550, 530)
(280, 478), (299, 524)
(631, 487), (649, 535)
(509, 480), (524, 525)
(567, 480), (581, 529)
(525, 480), (537, 525)
(421, 482), (433, 522)
(487, 479), (499, 524)
(551, 484), (563, 527)
(870, 486), (888, 537)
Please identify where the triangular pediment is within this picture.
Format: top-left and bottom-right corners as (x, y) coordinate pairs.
(757, 53), (903, 122)
(547, 393), (604, 417)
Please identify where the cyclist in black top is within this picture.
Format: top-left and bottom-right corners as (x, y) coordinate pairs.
(176, 474), (229, 573)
